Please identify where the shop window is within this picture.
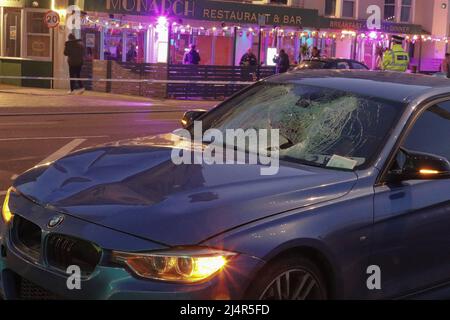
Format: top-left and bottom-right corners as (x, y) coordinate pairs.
(170, 32), (191, 64)
(125, 30), (145, 63)
(400, 0), (412, 22)
(103, 29), (123, 61)
(384, 0), (396, 21)
(170, 27), (234, 66)
(279, 36), (297, 65)
(3, 8), (21, 57)
(325, 0), (337, 16)
(26, 11), (51, 59)
(82, 29), (101, 60)
(342, 0), (355, 18)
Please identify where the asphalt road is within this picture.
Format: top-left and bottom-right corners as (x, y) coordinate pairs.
(0, 88), (215, 201)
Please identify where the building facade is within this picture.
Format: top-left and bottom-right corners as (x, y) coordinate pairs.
(0, 0), (449, 96)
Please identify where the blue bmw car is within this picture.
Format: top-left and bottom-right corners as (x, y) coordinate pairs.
(1, 70), (450, 300)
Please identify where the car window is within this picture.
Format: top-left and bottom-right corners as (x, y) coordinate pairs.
(351, 62), (368, 70)
(402, 102), (450, 161)
(201, 82), (406, 170)
(297, 61), (326, 69)
(336, 62), (350, 69)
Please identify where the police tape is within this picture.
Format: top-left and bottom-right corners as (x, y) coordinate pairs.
(0, 76), (255, 85)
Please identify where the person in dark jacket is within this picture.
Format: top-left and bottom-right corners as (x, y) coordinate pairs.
(126, 43), (137, 62)
(240, 48), (257, 67)
(183, 44), (201, 65)
(311, 47), (321, 59)
(64, 33), (85, 94)
(274, 49), (290, 74)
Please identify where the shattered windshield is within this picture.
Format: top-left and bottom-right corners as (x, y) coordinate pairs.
(203, 82), (406, 170)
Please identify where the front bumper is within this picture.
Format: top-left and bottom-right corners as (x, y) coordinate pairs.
(0, 245), (260, 300)
(0, 195), (263, 300)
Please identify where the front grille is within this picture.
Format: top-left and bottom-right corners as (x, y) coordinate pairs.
(11, 216), (42, 261)
(9, 216), (102, 284)
(18, 277), (61, 300)
(46, 234), (101, 276)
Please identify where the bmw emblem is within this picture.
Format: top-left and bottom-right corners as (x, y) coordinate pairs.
(47, 215), (64, 229)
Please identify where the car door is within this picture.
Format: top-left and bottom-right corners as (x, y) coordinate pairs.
(370, 100), (450, 298)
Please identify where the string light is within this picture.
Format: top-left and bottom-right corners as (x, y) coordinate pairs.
(80, 17), (450, 44)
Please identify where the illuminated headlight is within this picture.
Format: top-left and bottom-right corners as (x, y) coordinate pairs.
(1, 187), (15, 224)
(112, 248), (236, 283)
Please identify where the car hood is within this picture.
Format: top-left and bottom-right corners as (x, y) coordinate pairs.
(14, 134), (358, 245)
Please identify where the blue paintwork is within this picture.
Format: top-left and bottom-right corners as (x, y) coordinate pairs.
(2, 70), (450, 300)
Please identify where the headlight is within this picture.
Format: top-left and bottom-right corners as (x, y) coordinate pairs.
(112, 248), (236, 283)
(2, 187), (15, 224)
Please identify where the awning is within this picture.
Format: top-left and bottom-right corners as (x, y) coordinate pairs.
(84, 0), (320, 28)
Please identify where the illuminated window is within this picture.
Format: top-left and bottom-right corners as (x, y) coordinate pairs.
(384, 0), (396, 21)
(156, 17), (168, 63)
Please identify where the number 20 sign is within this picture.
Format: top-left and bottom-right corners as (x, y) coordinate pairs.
(44, 10), (60, 29)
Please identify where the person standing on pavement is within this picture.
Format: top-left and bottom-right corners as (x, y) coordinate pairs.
(183, 44), (201, 65)
(441, 53), (450, 78)
(240, 48), (258, 81)
(382, 35), (409, 72)
(240, 48), (258, 67)
(126, 42), (137, 62)
(311, 47), (321, 59)
(274, 49), (290, 74)
(64, 33), (85, 94)
(374, 46), (384, 70)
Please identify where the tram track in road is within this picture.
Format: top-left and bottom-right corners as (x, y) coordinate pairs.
(0, 109), (191, 117)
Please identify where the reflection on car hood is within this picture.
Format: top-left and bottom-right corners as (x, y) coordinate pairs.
(14, 134), (358, 245)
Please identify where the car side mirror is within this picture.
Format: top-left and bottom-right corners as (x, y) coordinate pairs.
(388, 148), (450, 182)
(181, 110), (207, 129)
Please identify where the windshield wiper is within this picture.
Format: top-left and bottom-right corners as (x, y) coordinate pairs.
(282, 156), (327, 169)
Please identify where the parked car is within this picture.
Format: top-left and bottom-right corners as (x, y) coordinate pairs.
(2, 70), (450, 300)
(296, 58), (369, 70)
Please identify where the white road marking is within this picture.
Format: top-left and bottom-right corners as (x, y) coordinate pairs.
(135, 119), (178, 122)
(0, 135), (108, 142)
(0, 122), (56, 126)
(37, 139), (86, 166)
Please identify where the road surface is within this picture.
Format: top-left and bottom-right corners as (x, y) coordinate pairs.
(0, 87), (215, 201)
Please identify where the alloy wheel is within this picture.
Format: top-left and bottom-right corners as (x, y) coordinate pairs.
(259, 269), (324, 300)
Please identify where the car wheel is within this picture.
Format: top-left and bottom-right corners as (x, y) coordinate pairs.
(246, 256), (328, 300)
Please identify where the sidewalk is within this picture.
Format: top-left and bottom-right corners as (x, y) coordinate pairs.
(0, 84), (217, 112)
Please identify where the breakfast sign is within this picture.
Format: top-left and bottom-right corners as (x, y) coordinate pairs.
(321, 17), (424, 35)
(84, 0), (320, 27)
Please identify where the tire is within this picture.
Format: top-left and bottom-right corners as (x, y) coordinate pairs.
(245, 256), (328, 300)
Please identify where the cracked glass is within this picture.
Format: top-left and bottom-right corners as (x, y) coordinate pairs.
(203, 82), (406, 170)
